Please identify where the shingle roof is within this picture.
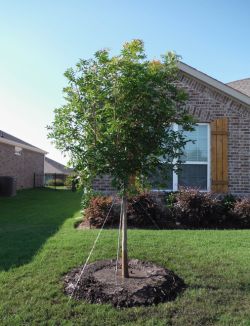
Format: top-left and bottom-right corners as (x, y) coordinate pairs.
(227, 78), (250, 98)
(0, 130), (47, 153)
(44, 157), (73, 175)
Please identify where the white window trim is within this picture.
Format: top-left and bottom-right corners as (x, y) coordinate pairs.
(152, 123), (211, 192)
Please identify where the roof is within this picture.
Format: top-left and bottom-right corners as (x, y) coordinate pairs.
(227, 78), (250, 98)
(0, 130), (47, 154)
(177, 62), (250, 107)
(44, 157), (73, 175)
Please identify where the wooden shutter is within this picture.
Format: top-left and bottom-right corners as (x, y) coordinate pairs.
(211, 118), (229, 192)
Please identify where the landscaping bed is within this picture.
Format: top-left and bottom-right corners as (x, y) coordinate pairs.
(64, 259), (185, 308)
(80, 188), (250, 230)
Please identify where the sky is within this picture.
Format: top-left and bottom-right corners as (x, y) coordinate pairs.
(0, 0), (249, 165)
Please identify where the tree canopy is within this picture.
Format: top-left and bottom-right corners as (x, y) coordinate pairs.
(48, 40), (194, 192)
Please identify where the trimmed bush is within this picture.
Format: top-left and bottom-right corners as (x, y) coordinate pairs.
(81, 189), (250, 229)
(84, 196), (118, 228)
(173, 188), (225, 228)
(127, 193), (163, 228)
(232, 198), (250, 228)
(83, 193), (171, 229)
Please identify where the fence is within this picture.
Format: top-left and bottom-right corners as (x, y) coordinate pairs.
(33, 173), (69, 190)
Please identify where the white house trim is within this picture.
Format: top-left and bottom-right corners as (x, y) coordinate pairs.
(177, 61), (250, 107)
(0, 137), (48, 154)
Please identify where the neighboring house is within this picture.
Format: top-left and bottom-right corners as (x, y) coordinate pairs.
(44, 157), (73, 184)
(227, 78), (250, 97)
(93, 62), (250, 196)
(0, 131), (47, 189)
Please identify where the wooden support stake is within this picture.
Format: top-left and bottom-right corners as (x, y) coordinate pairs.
(121, 195), (129, 278)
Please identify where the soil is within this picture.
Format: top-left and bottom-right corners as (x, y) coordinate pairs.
(63, 259), (186, 308)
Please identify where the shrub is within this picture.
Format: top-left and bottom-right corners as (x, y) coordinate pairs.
(84, 196), (118, 228)
(173, 188), (225, 228)
(166, 192), (177, 209)
(127, 193), (161, 228)
(64, 174), (81, 191)
(84, 193), (167, 229)
(81, 189), (102, 210)
(64, 175), (74, 189)
(232, 198), (250, 228)
(82, 189), (250, 230)
(47, 178), (65, 187)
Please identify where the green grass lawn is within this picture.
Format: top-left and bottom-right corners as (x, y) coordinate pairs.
(0, 189), (250, 325)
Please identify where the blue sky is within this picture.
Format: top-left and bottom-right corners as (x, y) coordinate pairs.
(0, 0), (249, 164)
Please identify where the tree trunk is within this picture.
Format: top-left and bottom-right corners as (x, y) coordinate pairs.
(121, 195), (129, 278)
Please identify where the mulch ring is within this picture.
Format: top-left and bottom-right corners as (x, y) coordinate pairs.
(63, 259), (186, 308)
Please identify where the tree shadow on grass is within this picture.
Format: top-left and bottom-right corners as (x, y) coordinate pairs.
(0, 188), (81, 271)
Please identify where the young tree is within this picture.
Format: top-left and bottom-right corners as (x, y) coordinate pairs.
(48, 40), (194, 278)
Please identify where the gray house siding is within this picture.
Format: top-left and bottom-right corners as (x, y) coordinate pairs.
(0, 142), (45, 189)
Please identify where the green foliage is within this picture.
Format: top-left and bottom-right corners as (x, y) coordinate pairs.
(81, 188), (102, 210)
(47, 178), (65, 187)
(64, 174), (74, 189)
(221, 193), (237, 211)
(65, 174), (80, 190)
(166, 192), (177, 209)
(48, 40), (194, 193)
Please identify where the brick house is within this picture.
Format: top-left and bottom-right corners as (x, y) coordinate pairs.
(93, 62), (250, 196)
(0, 131), (47, 189)
(44, 157), (73, 184)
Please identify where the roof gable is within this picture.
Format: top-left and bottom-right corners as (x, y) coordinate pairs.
(44, 157), (73, 175)
(0, 130), (47, 154)
(177, 62), (250, 108)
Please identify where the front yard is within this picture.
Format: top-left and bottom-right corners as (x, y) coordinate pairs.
(0, 189), (249, 325)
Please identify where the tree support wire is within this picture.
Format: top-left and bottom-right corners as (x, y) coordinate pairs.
(68, 196), (116, 303)
(69, 194), (140, 304)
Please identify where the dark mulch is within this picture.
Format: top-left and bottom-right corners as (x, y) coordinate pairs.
(64, 259), (186, 308)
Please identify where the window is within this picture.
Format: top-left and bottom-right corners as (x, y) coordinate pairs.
(178, 164), (208, 190)
(148, 164), (173, 190)
(177, 124), (210, 191)
(152, 123), (210, 191)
